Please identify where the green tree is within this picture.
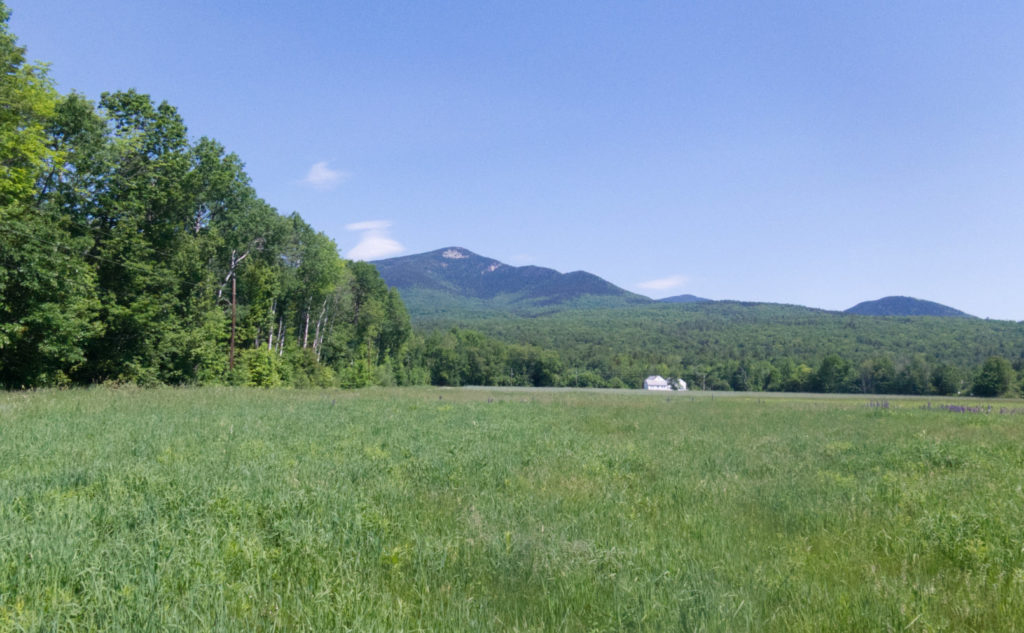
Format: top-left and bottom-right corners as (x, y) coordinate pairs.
(0, 3), (57, 205)
(930, 362), (963, 396)
(972, 356), (1014, 397)
(857, 356), (895, 394)
(812, 355), (851, 393)
(895, 354), (931, 395)
(71, 91), (193, 384)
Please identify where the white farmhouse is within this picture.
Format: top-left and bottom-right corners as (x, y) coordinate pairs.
(643, 375), (687, 391)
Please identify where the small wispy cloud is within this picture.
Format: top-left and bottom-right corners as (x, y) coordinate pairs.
(345, 220), (391, 232)
(346, 220), (405, 261)
(637, 274), (688, 291)
(302, 161), (350, 190)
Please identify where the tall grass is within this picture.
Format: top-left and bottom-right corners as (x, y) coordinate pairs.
(1, 387), (1023, 631)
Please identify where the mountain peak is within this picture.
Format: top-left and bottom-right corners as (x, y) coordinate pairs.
(440, 247), (474, 260)
(372, 247), (650, 313)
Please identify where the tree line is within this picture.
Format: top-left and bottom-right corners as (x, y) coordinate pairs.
(404, 298), (1024, 396)
(404, 327), (1020, 397)
(0, 5), (410, 388)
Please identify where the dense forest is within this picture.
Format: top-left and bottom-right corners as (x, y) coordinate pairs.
(409, 316), (1022, 397)
(1, 4), (1020, 396)
(413, 302), (1024, 395)
(0, 5), (411, 389)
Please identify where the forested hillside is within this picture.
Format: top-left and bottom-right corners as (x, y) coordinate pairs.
(405, 302), (1024, 396)
(0, 5), (411, 388)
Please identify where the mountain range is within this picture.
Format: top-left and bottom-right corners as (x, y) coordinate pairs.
(371, 247), (971, 319)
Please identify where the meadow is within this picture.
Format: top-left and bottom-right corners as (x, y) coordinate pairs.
(1, 387), (1023, 632)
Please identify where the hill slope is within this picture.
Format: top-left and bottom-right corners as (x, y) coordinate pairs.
(845, 296), (974, 318)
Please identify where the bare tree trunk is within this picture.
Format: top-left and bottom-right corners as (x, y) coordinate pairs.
(315, 311), (332, 363)
(302, 303), (311, 349)
(266, 299), (276, 351)
(312, 298), (328, 355)
(229, 276), (237, 370)
(316, 311), (333, 364)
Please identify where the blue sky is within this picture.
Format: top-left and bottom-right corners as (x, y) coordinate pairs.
(10, 1), (1024, 320)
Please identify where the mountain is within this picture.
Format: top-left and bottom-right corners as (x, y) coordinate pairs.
(844, 296), (974, 318)
(372, 247), (651, 315)
(656, 294), (712, 304)
(374, 248), (981, 324)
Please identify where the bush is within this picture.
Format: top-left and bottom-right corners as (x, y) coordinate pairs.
(243, 349), (282, 388)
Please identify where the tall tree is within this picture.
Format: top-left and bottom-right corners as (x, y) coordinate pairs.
(71, 91), (192, 383)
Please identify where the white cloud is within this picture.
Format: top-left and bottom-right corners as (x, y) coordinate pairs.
(345, 220), (391, 232)
(346, 220), (405, 261)
(637, 274), (688, 291)
(302, 161), (350, 190)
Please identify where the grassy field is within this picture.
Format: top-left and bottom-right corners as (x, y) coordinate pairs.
(2, 387), (1023, 632)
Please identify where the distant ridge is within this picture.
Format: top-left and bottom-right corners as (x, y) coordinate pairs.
(372, 247), (650, 314)
(374, 249), (980, 321)
(845, 296), (974, 318)
(657, 294), (712, 304)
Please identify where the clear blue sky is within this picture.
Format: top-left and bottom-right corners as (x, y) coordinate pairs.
(10, 1), (1024, 320)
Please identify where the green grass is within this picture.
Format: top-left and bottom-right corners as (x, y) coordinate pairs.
(2, 387), (1023, 631)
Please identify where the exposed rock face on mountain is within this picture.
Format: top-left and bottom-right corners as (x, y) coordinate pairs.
(845, 296), (974, 318)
